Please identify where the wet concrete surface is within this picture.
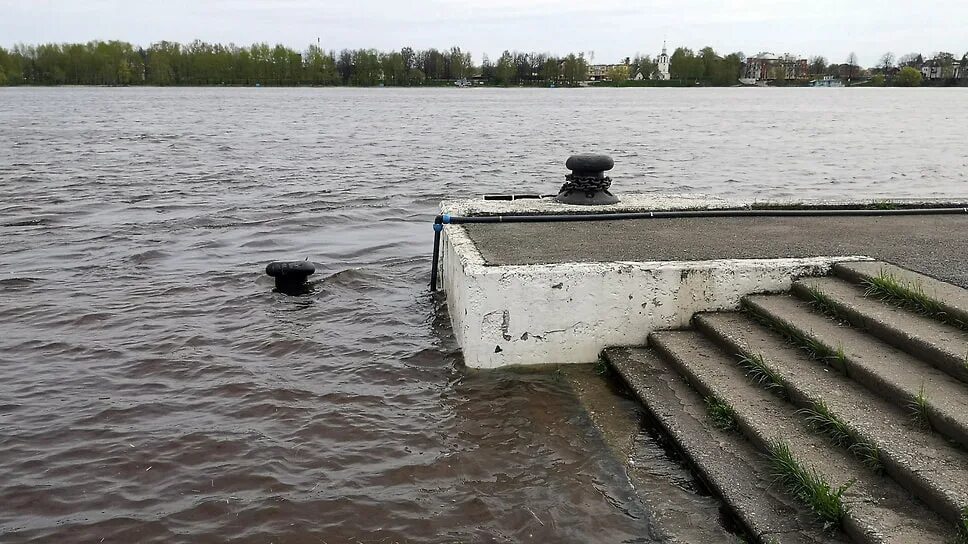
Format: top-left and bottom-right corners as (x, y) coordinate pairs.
(602, 347), (845, 543)
(463, 215), (968, 288)
(560, 365), (738, 544)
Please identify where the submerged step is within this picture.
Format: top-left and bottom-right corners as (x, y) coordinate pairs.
(604, 346), (846, 544)
(742, 293), (968, 449)
(646, 330), (955, 543)
(793, 276), (968, 383)
(695, 310), (968, 524)
(832, 261), (968, 327)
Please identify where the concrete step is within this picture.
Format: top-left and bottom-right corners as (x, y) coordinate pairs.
(603, 346), (849, 544)
(792, 276), (968, 384)
(832, 261), (968, 328)
(742, 293), (968, 449)
(695, 310), (968, 524)
(645, 330), (955, 543)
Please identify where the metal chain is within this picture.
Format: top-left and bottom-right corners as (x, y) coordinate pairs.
(558, 174), (614, 198)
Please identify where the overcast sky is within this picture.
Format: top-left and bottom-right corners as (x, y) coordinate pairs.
(2, 0), (965, 66)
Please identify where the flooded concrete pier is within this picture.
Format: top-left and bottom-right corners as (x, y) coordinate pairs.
(435, 190), (968, 542)
(438, 194), (968, 368)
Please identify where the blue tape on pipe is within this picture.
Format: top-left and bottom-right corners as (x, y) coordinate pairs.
(442, 214), (452, 224)
(433, 223), (443, 232)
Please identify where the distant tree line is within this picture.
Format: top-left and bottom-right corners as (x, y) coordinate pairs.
(481, 51), (589, 86)
(3, 40), (963, 88)
(0, 40), (590, 87)
(667, 47), (745, 85)
(806, 50), (967, 85)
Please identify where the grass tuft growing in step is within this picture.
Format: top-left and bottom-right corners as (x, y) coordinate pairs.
(594, 357), (610, 376)
(736, 352), (788, 398)
(741, 300), (847, 368)
(909, 382), (932, 429)
(951, 507), (968, 544)
(956, 508), (968, 544)
(863, 271), (968, 331)
(798, 400), (884, 473)
(801, 284), (842, 320)
(767, 439), (853, 525)
(871, 201), (898, 210)
(705, 396), (739, 431)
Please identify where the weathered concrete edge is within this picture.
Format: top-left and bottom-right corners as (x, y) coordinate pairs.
(832, 261), (968, 327)
(441, 221), (873, 368)
(792, 279), (968, 383)
(442, 194), (968, 217)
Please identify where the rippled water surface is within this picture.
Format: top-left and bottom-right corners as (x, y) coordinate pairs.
(1, 87), (966, 543)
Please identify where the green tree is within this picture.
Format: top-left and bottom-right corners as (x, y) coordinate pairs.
(669, 47), (702, 82)
(630, 54), (655, 80)
(605, 64), (629, 82)
(896, 66), (922, 86)
(350, 49), (381, 86)
(400, 46), (416, 81)
(305, 45), (337, 85)
(540, 57), (560, 83)
(560, 53), (587, 86)
(935, 52), (956, 78)
(448, 46), (472, 80)
(380, 51), (406, 85)
(480, 53), (494, 82)
(147, 41), (179, 85)
(495, 51), (514, 85)
(699, 46), (718, 80)
(336, 49), (352, 84)
(870, 73), (885, 86)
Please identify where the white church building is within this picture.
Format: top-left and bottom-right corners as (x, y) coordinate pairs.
(629, 43), (671, 81)
(656, 42), (671, 80)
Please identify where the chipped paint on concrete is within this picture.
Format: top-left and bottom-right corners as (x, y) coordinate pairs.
(441, 194), (965, 218)
(440, 219), (872, 368)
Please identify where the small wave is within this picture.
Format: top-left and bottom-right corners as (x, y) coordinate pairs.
(318, 267), (382, 289)
(2, 217), (51, 227)
(0, 277), (41, 289)
(129, 249), (169, 264)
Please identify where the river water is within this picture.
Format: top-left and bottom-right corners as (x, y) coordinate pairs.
(0, 87), (965, 543)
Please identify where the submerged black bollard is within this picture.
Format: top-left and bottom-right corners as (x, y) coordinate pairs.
(266, 260), (315, 295)
(556, 153), (620, 205)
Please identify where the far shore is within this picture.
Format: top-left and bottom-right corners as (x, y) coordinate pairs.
(4, 81), (966, 89)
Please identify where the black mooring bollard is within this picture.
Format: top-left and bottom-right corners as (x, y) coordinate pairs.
(556, 153), (620, 205)
(266, 260), (316, 295)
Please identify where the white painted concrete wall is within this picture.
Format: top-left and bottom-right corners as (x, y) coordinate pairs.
(440, 220), (871, 369)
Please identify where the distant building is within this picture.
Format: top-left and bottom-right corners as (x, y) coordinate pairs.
(588, 63), (626, 81)
(656, 42), (670, 80)
(920, 57), (965, 80)
(740, 52), (808, 84)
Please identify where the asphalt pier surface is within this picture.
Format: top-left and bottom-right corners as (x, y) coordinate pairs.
(463, 215), (968, 287)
